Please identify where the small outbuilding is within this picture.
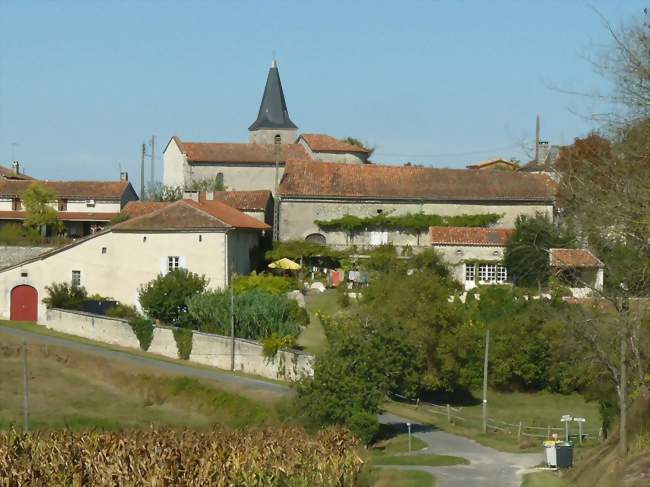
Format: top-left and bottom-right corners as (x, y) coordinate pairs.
(549, 248), (604, 298)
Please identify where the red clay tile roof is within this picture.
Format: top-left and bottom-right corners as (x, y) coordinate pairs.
(299, 134), (369, 153)
(0, 211), (119, 222)
(203, 190), (271, 211)
(172, 136), (308, 164)
(0, 166), (33, 180)
(466, 158), (519, 170)
(121, 201), (170, 219)
(0, 180), (131, 199)
(280, 160), (556, 201)
(550, 248), (604, 268)
(114, 200), (269, 231)
(430, 227), (514, 246)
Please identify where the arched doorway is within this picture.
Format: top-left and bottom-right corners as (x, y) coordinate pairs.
(10, 285), (38, 321)
(305, 233), (326, 245)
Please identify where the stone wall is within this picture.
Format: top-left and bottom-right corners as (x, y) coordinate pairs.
(45, 309), (313, 381)
(0, 246), (52, 269)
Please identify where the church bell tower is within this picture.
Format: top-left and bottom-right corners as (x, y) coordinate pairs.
(249, 60), (298, 144)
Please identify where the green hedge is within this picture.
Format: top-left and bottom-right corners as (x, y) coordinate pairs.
(129, 317), (154, 351)
(172, 328), (193, 360)
(315, 212), (502, 232)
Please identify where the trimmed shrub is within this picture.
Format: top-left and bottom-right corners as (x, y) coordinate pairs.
(42, 282), (87, 310)
(138, 269), (208, 325)
(129, 317), (154, 351)
(173, 328), (193, 360)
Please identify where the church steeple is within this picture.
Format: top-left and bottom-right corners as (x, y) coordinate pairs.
(249, 60), (298, 144)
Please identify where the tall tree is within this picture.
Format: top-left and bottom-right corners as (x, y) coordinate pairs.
(21, 183), (63, 235)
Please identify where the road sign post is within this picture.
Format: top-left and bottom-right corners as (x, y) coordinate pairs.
(574, 417), (585, 445)
(406, 422), (412, 454)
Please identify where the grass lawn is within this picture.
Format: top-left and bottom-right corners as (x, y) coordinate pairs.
(385, 388), (601, 454)
(0, 332), (284, 430)
(297, 289), (339, 354)
(0, 320), (289, 390)
(371, 433), (428, 456)
(374, 454), (469, 467)
(521, 471), (571, 487)
(369, 468), (436, 486)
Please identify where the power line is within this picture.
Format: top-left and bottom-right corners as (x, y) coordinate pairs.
(374, 143), (528, 159)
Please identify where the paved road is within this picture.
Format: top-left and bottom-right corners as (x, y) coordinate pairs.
(0, 325), (292, 398)
(380, 413), (542, 487)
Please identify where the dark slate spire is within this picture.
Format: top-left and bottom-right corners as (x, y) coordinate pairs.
(249, 60), (298, 131)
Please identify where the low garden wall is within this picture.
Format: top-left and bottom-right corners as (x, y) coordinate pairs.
(44, 309), (314, 381)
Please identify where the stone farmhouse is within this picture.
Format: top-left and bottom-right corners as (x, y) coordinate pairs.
(277, 159), (555, 248)
(0, 199), (269, 322)
(430, 227), (514, 290)
(0, 177), (137, 237)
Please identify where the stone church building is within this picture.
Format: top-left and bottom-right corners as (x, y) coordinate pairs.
(163, 61), (369, 193)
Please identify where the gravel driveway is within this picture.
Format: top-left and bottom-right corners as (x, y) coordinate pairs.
(380, 413), (543, 487)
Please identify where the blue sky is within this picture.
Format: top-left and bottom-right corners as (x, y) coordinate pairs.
(0, 1), (645, 193)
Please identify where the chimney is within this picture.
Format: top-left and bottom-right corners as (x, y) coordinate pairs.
(120, 171), (129, 181)
(11, 161), (20, 175)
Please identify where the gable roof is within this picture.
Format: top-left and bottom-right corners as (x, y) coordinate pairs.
(549, 248), (604, 268)
(205, 190), (272, 211)
(430, 227), (514, 246)
(249, 60), (297, 131)
(0, 165), (33, 180)
(0, 180), (132, 199)
(171, 136), (308, 164)
(0, 210), (119, 222)
(299, 134), (369, 153)
(116, 199), (269, 231)
(466, 158), (519, 170)
(279, 160), (556, 201)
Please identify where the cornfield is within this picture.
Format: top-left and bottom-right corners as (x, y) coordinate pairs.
(0, 426), (364, 486)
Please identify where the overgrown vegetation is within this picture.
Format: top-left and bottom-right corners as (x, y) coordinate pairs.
(266, 239), (347, 264)
(315, 212), (501, 233)
(0, 223), (48, 246)
(138, 269), (209, 326)
(233, 274), (298, 296)
(186, 290), (307, 341)
(42, 283), (88, 310)
(503, 213), (574, 287)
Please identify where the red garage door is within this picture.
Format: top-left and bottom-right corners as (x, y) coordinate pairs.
(10, 285), (38, 321)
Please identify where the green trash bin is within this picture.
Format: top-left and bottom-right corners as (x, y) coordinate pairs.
(556, 442), (573, 468)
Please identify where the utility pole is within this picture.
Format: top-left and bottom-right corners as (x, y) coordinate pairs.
(150, 135), (156, 191)
(482, 327), (490, 434)
(230, 273), (235, 371)
(22, 339), (29, 433)
(535, 114), (541, 163)
(140, 143), (146, 200)
(273, 135), (281, 241)
(619, 294), (629, 458)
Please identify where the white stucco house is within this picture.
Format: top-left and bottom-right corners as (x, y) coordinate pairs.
(0, 199), (269, 323)
(0, 178), (138, 237)
(430, 226), (514, 290)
